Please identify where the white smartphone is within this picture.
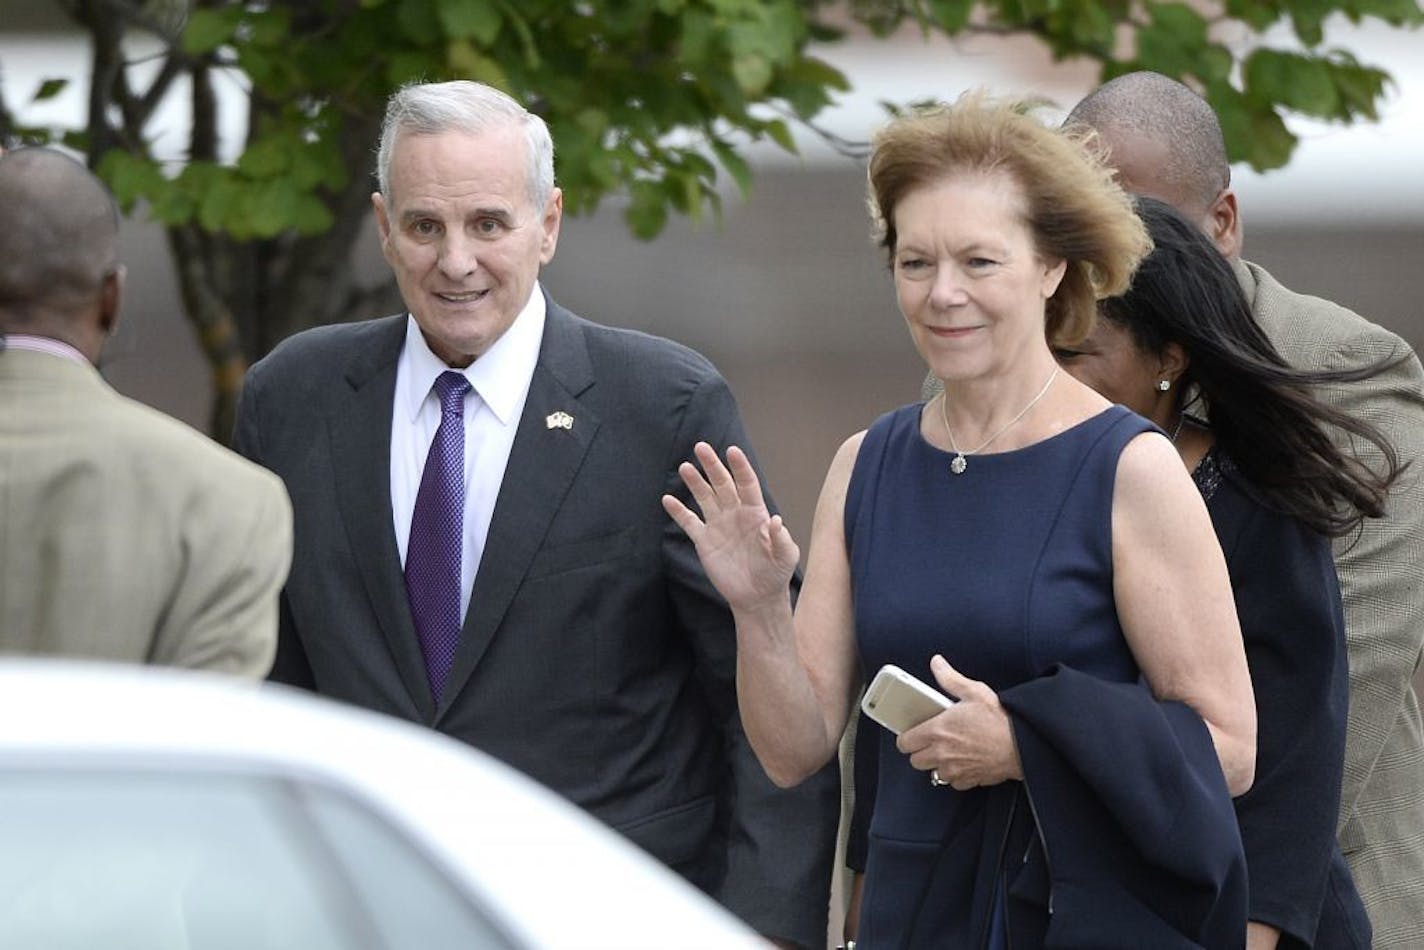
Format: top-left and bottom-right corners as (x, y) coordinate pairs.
(860, 663), (956, 735)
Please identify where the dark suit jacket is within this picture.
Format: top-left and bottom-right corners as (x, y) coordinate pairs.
(233, 295), (838, 945)
(999, 666), (1249, 949)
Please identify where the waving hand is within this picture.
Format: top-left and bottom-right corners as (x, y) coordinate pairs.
(662, 442), (800, 611)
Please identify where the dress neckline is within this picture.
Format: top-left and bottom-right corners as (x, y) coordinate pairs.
(914, 403), (1126, 464)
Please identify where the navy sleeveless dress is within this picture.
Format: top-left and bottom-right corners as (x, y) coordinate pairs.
(845, 403), (1155, 947)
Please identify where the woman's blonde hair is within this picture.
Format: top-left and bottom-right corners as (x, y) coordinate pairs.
(867, 90), (1151, 346)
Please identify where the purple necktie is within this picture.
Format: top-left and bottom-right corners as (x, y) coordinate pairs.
(406, 371), (471, 701)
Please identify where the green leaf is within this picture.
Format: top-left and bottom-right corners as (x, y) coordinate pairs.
(438, 0), (503, 44)
(249, 8), (292, 47)
(95, 151), (166, 213)
(386, 52), (435, 88)
(625, 179), (669, 240)
(447, 40), (510, 87)
(397, 0), (442, 45)
(150, 187), (196, 226)
(495, 0), (541, 68)
(731, 52), (773, 96)
(1205, 80), (1253, 164)
(763, 117), (798, 154)
(1352, 0), (1424, 25)
(928, 0), (974, 32)
(793, 55), (851, 92)
(775, 55), (848, 119)
(181, 6), (242, 55)
(1327, 56), (1390, 120)
(671, 168), (702, 216)
(238, 47), (280, 88)
(1222, 0), (1281, 32)
(1064, 0), (1115, 52)
(575, 108), (609, 137)
(1245, 49), (1339, 116)
(237, 136), (291, 180)
(1245, 107), (1298, 171)
(59, 129), (91, 152)
(291, 194), (336, 235)
(711, 139), (753, 196)
(1149, 2), (1208, 42)
(198, 176), (242, 234)
(289, 138), (349, 191)
(30, 78), (68, 102)
(680, 9), (715, 64)
(245, 178), (303, 237)
(1197, 45), (1235, 84)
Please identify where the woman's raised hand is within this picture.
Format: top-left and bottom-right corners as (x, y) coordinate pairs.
(662, 442), (800, 612)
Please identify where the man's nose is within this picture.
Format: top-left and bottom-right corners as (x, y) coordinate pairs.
(437, 232), (480, 279)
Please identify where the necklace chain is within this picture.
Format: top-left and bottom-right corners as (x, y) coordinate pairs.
(938, 366), (1060, 476)
(1169, 411), (1185, 444)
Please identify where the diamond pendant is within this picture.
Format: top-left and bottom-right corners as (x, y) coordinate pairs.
(950, 454), (968, 475)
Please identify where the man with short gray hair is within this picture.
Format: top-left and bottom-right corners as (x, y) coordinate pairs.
(235, 80), (837, 947)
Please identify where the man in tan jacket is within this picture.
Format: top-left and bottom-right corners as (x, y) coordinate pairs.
(0, 147), (292, 676)
(1066, 74), (1424, 947)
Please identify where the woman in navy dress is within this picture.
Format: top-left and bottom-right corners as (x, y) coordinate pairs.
(1056, 197), (1399, 948)
(665, 95), (1258, 947)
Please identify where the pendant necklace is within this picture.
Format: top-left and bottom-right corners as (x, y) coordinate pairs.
(939, 366), (1059, 476)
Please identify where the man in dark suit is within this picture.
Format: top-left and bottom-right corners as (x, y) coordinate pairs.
(234, 80), (837, 947)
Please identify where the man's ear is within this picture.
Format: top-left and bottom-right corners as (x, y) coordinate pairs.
(539, 187), (564, 265)
(1204, 189), (1243, 260)
(98, 264), (125, 337)
(372, 191), (392, 245)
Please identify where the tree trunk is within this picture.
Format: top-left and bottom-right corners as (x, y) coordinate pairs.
(166, 225), (248, 443)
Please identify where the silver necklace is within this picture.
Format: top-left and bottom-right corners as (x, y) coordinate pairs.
(1169, 411), (1185, 443)
(939, 366), (1060, 475)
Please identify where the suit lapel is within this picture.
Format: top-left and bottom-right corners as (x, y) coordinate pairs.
(436, 302), (599, 718)
(328, 317), (438, 721)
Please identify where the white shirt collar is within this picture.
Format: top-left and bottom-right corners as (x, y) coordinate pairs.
(398, 283), (546, 424)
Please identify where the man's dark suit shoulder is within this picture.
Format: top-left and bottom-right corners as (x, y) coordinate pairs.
(245, 316), (403, 393)
(558, 307), (730, 395)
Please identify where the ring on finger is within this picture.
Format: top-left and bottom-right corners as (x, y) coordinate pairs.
(930, 768), (949, 787)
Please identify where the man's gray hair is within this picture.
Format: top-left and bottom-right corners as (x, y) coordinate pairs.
(376, 80), (555, 210)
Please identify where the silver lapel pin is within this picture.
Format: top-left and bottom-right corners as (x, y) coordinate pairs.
(545, 410), (574, 431)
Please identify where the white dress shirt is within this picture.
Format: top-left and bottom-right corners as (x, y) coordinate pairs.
(390, 286), (546, 624)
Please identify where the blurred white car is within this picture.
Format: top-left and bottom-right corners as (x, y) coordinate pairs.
(0, 659), (765, 950)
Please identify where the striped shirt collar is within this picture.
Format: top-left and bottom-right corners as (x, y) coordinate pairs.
(0, 334), (89, 366)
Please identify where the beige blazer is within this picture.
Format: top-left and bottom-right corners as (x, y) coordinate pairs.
(1, 347), (292, 677)
(1237, 259), (1424, 948)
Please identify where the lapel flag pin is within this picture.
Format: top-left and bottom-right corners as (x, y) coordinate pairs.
(546, 410), (574, 431)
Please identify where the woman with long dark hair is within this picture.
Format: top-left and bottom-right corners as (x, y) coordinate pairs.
(1057, 196), (1399, 948)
